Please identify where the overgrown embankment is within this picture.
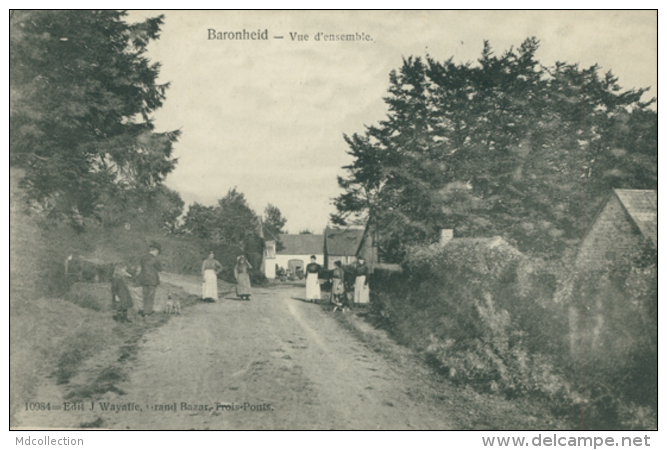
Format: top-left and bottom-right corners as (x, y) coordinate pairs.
(367, 239), (656, 430)
(9, 168), (220, 427)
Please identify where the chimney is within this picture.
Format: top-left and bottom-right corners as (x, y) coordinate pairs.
(440, 229), (454, 246)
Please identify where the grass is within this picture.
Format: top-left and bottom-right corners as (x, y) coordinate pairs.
(58, 282), (200, 402)
(326, 303), (570, 430)
(9, 167), (210, 426)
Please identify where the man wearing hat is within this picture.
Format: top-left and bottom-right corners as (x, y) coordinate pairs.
(138, 242), (162, 316)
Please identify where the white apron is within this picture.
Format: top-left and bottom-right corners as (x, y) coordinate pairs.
(306, 272), (321, 300)
(354, 275), (370, 304)
(203, 269), (218, 299)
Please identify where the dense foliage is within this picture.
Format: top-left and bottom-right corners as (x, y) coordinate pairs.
(10, 10), (180, 225)
(565, 254), (657, 428)
(180, 189), (289, 284)
(369, 241), (656, 429)
(96, 184), (184, 232)
(332, 38), (656, 260)
(181, 188), (258, 246)
(263, 203), (288, 251)
(370, 242), (571, 402)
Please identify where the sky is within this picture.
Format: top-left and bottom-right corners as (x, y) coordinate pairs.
(127, 10), (657, 234)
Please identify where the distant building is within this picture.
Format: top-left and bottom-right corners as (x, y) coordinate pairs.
(265, 234), (324, 279)
(324, 227), (364, 269)
(577, 189), (657, 270)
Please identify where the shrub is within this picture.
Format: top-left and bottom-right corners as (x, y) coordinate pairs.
(369, 238), (657, 429)
(369, 241), (579, 418)
(565, 254), (657, 429)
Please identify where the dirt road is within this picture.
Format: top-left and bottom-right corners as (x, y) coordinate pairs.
(16, 272), (453, 430)
(15, 273), (561, 430)
(79, 273), (451, 430)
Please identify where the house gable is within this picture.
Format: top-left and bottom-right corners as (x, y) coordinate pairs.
(324, 227), (364, 256)
(324, 227), (365, 268)
(613, 189), (657, 248)
(577, 191), (654, 269)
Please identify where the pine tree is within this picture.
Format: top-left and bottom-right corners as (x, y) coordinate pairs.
(10, 10), (180, 222)
(333, 38), (656, 259)
(263, 203), (287, 251)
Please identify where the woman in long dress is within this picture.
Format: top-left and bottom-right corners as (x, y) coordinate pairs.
(305, 255), (321, 302)
(111, 264), (134, 323)
(234, 255), (253, 300)
(354, 256), (370, 304)
(201, 251), (222, 302)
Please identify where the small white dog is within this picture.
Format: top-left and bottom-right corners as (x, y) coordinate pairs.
(165, 294), (181, 315)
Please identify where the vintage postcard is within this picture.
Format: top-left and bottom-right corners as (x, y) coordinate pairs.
(9, 10), (657, 437)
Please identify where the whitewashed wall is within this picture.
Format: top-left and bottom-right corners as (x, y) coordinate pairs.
(265, 254), (324, 278)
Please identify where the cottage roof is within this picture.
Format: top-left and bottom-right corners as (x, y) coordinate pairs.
(614, 189), (657, 247)
(325, 227), (365, 256)
(277, 234), (324, 256)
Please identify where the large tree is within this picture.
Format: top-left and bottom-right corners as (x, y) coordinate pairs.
(97, 183), (184, 233)
(216, 188), (259, 247)
(333, 38), (656, 260)
(263, 203), (287, 251)
(181, 188), (264, 275)
(10, 10), (180, 222)
(181, 188), (259, 248)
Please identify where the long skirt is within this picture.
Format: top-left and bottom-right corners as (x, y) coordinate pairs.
(332, 278), (345, 296)
(202, 269), (218, 300)
(111, 277), (133, 311)
(236, 273), (252, 297)
(354, 275), (370, 304)
(306, 273), (321, 300)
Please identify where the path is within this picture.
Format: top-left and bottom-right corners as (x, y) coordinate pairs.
(24, 273), (456, 430)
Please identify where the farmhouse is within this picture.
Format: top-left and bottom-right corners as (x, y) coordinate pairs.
(324, 227), (364, 269)
(264, 234), (324, 279)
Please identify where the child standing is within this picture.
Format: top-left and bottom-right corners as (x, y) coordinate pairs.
(111, 264), (134, 323)
(331, 261), (350, 313)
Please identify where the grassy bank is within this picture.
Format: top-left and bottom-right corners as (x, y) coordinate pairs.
(363, 241), (656, 430)
(10, 168), (217, 427)
(327, 306), (568, 429)
(10, 282), (200, 426)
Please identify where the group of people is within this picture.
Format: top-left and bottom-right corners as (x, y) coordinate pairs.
(111, 243), (253, 323)
(304, 255), (370, 311)
(111, 244), (371, 322)
(201, 251), (252, 302)
(111, 242), (162, 323)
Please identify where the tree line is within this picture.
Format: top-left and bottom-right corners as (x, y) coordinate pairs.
(180, 190), (288, 250)
(12, 14), (655, 262)
(10, 10), (290, 247)
(332, 38), (656, 260)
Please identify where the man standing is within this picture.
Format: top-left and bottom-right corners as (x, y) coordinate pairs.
(138, 242), (162, 316)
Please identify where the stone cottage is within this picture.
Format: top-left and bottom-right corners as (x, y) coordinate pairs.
(577, 188), (657, 270)
(569, 188), (657, 356)
(323, 227), (364, 269)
